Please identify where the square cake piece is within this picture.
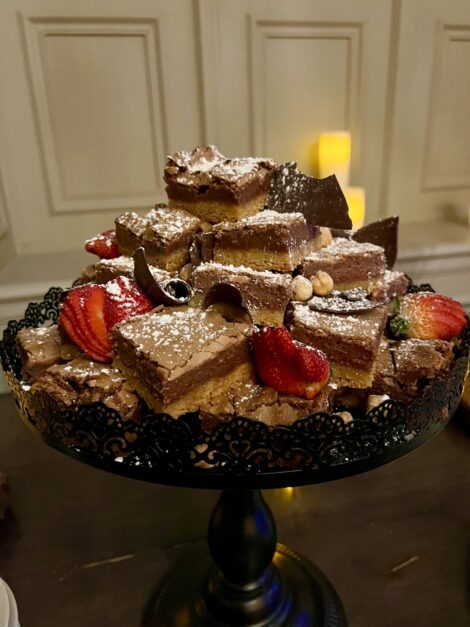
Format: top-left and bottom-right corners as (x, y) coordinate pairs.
(142, 205), (200, 271)
(211, 210), (321, 272)
(16, 326), (63, 382)
(115, 206), (200, 271)
(288, 304), (388, 388)
(164, 145), (275, 224)
(31, 358), (141, 421)
(301, 238), (387, 290)
(112, 307), (253, 416)
(192, 262), (292, 326)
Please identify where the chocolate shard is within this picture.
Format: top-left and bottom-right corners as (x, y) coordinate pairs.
(352, 216), (398, 269)
(203, 283), (253, 323)
(133, 247), (192, 306)
(265, 162), (352, 229)
(307, 290), (385, 314)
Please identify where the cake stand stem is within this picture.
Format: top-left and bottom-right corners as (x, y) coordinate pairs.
(145, 489), (347, 626)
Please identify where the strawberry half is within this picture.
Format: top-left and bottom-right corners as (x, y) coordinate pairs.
(389, 292), (467, 341)
(104, 276), (154, 331)
(85, 229), (120, 259)
(252, 326), (330, 399)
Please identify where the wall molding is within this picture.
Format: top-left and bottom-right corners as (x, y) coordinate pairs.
(248, 18), (362, 163)
(422, 24), (470, 191)
(21, 14), (167, 214)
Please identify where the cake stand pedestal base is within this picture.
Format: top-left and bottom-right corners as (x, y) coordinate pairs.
(142, 490), (347, 627)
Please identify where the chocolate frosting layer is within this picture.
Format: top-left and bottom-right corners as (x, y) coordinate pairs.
(164, 145), (275, 199)
(265, 162), (352, 229)
(213, 210), (311, 253)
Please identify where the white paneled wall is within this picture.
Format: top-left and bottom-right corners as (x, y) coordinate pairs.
(0, 0), (469, 261)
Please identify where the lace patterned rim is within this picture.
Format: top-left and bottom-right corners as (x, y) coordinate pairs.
(1, 284), (469, 488)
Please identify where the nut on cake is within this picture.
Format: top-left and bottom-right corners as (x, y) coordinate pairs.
(301, 238), (386, 290)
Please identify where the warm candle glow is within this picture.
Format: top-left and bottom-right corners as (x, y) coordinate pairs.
(344, 187), (366, 230)
(318, 131), (351, 188)
(283, 487), (294, 497)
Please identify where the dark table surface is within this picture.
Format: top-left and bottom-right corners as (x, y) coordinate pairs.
(1, 393), (470, 627)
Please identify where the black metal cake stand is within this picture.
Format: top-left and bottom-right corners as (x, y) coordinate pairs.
(1, 287), (469, 627)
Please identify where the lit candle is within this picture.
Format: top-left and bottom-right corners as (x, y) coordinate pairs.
(318, 131), (351, 188)
(344, 187), (366, 230)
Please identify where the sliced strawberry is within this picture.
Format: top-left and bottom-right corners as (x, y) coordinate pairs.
(104, 276), (154, 331)
(252, 326), (330, 399)
(66, 287), (110, 355)
(85, 229), (120, 259)
(59, 285), (111, 362)
(389, 292), (467, 341)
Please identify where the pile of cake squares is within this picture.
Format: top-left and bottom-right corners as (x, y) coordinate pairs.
(15, 145), (466, 430)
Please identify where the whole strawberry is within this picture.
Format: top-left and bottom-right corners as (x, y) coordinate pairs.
(389, 292), (467, 341)
(252, 326), (330, 399)
(85, 229), (120, 259)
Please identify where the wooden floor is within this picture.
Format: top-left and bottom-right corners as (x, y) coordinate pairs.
(1, 393), (470, 627)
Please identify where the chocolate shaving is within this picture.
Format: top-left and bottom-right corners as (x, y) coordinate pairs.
(133, 247), (192, 306)
(353, 217), (399, 269)
(203, 283), (253, 322)
(307, 289), (385, 314)
(265, 162), (352, 229)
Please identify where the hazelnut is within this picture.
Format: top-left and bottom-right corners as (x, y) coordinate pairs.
(336, 411), (353, 425)
(291, 275), (313, 301)
(366, 394), (390, 412)
(319, 226), (333, 248)
(179, 263), (193, 283)
(311, 271), (334, 296)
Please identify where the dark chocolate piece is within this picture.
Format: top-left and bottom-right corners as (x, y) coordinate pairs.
(203, 283), (253, 322)
(133, 248), (192, 306)
(307, 290), (385, 314)
(353, 216), (398, 269)
(265, 162), (352, 229)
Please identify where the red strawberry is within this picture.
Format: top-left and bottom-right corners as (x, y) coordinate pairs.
(59, 278), (154, 362)
(252, 326), (330, 399)
(60, 285), (111, 361)
(389, 292), (467, 341)
(85, 229), (120, 259)
(104, 276), (154, 331)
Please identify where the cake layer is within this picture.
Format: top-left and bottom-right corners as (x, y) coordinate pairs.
(212, 210), (321, 272)
(164, 145), (275, 223)
(112, 307), (252, 413)
(288, 303), (388, 388)
(192, 262), (292, 326)
(168, 195), (266, 224)
(31, 358), (141, 420)
(301, 238), (387, 289)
